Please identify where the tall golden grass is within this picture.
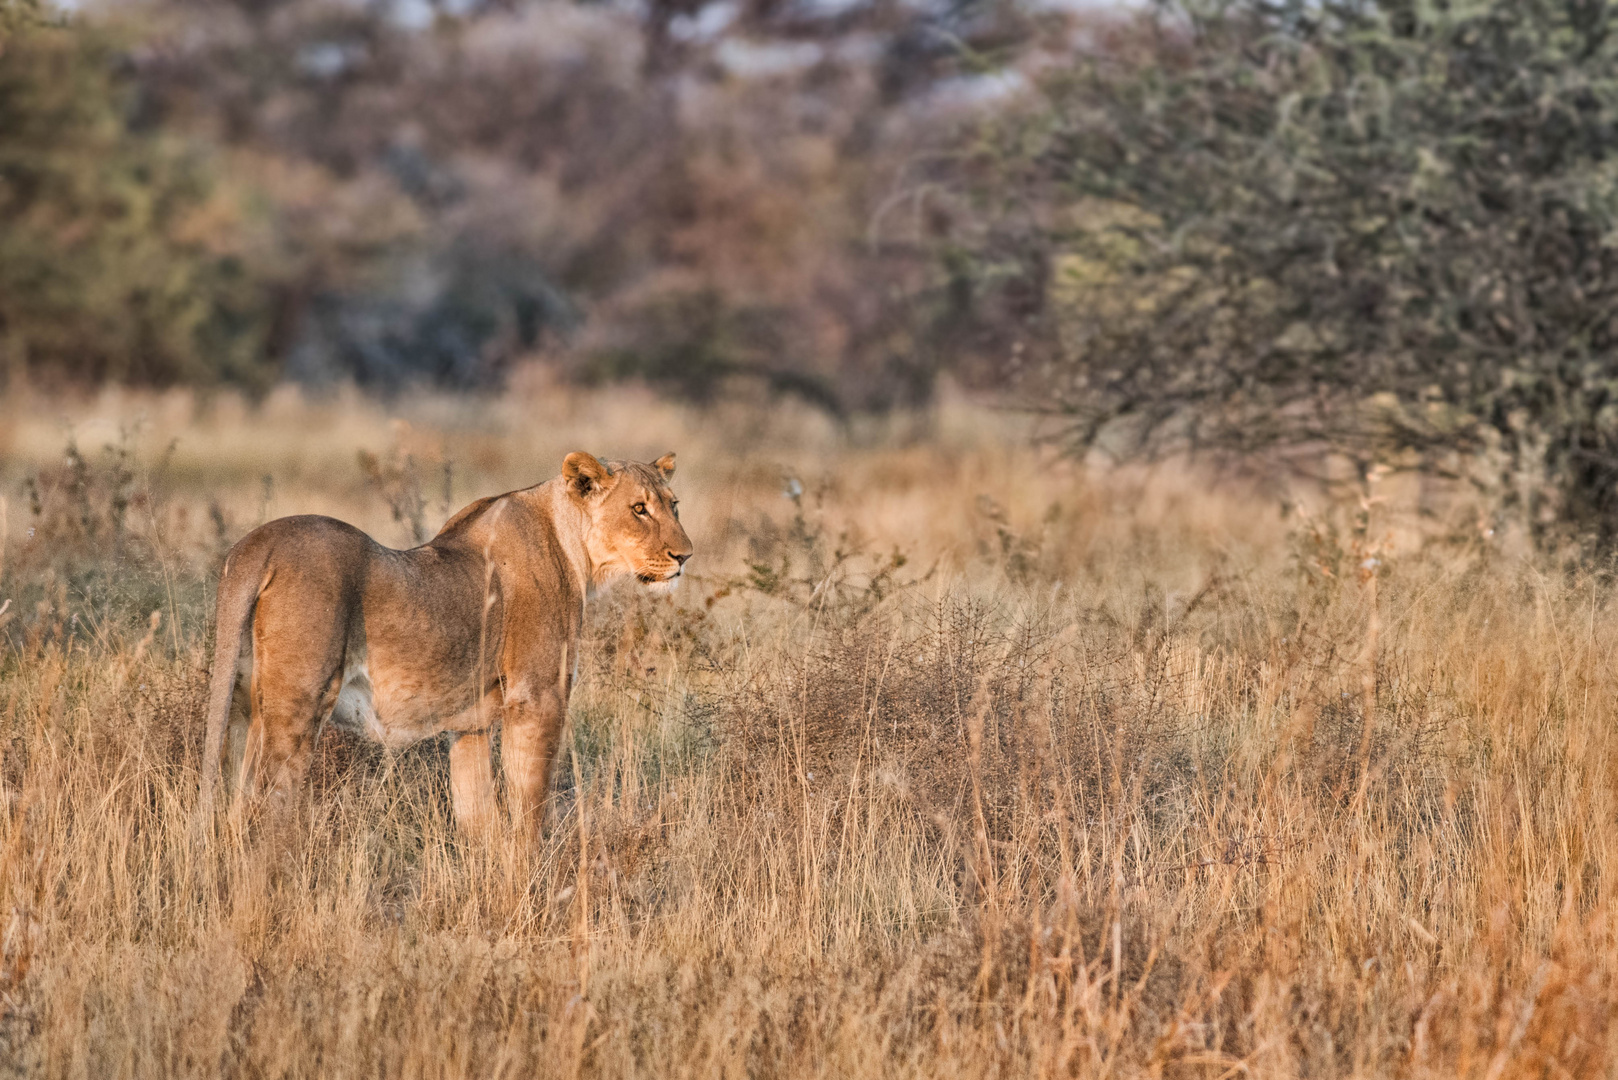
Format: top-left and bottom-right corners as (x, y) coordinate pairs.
(0, 381), (1614, 1077)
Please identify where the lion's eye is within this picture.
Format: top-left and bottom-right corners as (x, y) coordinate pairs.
(633, 502), (648, 516)
(671, 501), (680, 519)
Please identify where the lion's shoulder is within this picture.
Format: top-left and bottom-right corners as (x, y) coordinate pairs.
(431, 487), (570, 551)
(434, 494), (506, 538)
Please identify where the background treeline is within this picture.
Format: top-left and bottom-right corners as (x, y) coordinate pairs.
(0, 0), (1044, 410)
(10, 0), (1618, 537)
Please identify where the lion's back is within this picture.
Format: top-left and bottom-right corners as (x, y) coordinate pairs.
(228, 513), (379, 568)
(220, 515), (389, 610)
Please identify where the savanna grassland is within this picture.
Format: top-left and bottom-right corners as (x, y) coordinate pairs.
(0, 382), (1615, 1078)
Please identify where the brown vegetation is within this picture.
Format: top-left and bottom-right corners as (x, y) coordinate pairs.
(1, 384), (1615, 1076)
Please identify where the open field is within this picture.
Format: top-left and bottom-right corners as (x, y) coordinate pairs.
(0, 382), (1615, 1077)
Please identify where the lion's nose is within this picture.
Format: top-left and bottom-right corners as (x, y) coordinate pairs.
(671, 551), (691, 566)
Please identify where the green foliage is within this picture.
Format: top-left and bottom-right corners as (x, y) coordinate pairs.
(0, 8), (273, 390)
(972, 0), (1618, 540)
(0, 0), (40, 38)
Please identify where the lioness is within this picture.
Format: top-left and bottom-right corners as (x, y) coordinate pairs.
(199, 451), (692, 835)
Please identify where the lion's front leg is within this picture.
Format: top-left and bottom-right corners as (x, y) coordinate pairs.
(501, 686), (566, 840)
(449, 732), (497, 835)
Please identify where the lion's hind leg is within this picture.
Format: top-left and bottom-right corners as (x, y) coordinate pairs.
(243, 672), (344, 816)
(237, 605), (348, 818)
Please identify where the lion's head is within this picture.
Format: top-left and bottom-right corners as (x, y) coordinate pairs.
(563, 451), (694, 592)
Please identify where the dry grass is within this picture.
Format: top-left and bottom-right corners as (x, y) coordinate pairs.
(1, 380), (1616, 1077)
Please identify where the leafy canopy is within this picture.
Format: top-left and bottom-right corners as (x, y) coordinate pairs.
(975, 0), (1618, 538)
(0, 1), (273, 390)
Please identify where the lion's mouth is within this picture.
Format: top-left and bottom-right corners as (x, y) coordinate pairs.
(637, 566), (682, 584)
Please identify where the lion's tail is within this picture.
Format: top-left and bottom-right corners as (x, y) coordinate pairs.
(199, 547), (265, 817)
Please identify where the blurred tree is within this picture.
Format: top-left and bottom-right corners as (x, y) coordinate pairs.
(965, 0), (1618, 541)
(0, 3), (275, 390)
(2, 0), (1043, 404)
(0, 0), (39, 37)
(125, 0), (986, 406)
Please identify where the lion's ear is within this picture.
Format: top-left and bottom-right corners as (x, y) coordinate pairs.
(653, 452), (676, 481)
(562, 452), (614, 498)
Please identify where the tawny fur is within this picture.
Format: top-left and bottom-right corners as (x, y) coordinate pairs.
(199, 452), (692, 836)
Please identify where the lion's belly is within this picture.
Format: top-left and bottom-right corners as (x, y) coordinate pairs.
(319, 548), (497, 746)
(328, 636), (486, 748)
